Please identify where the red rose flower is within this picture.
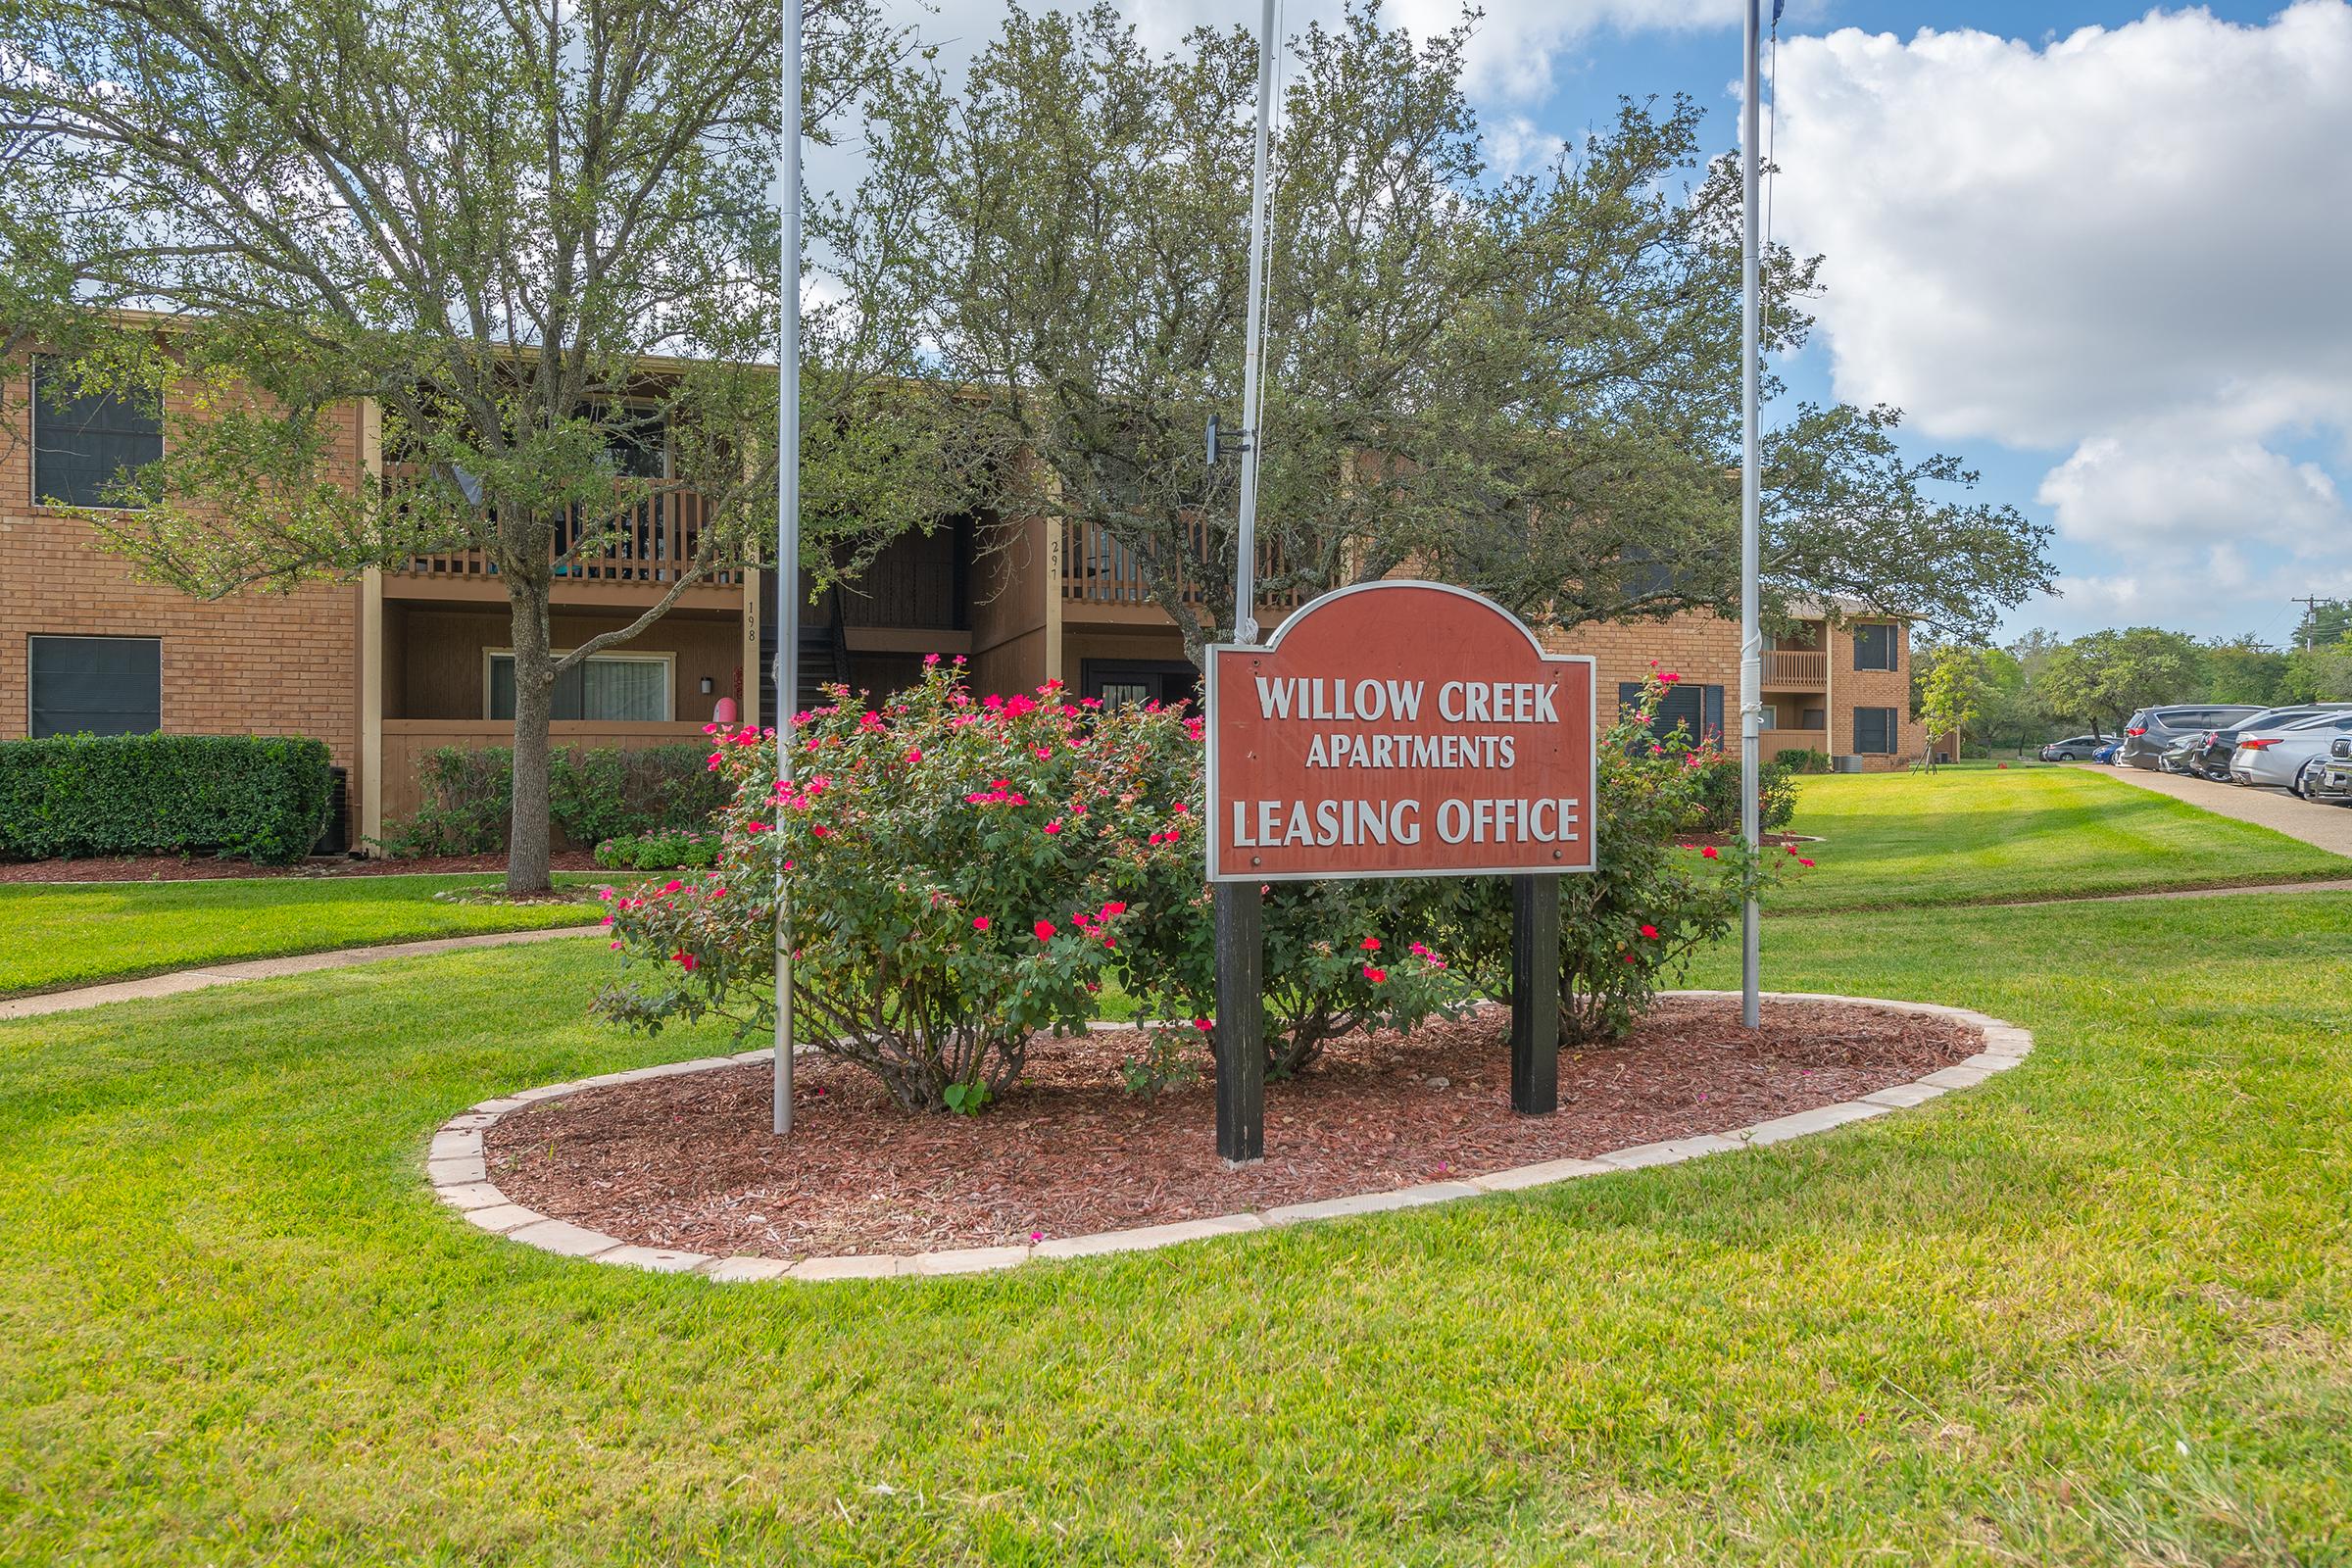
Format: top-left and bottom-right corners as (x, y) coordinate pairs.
(1639, 923), (1660, 939)
(972, 916), (990, 932)
(1362, 965), (1387, 984)
(1033, 919), (1056, 943)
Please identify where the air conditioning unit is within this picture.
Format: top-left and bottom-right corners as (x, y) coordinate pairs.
(1832, 755), (1865, 773)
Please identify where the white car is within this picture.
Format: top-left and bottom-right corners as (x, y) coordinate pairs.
(2230, 710), (2352, 792)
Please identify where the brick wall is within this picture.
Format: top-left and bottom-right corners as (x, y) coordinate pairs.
(1540, 610), (1743, 734)
(1826, 619), (1924, 770)
(0, 369), (365, 781)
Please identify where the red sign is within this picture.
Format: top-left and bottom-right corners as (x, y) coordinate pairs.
(1206, 582), (1596, 881)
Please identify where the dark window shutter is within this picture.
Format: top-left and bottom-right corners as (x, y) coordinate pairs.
(29, 635), (162, 737)
(1853, 708), (1896, 754)
(32, 360), (164, 508)
(1853, 623), (1895, 672)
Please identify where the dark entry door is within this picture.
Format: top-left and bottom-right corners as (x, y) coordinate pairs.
(1082, 660), (1200, 710)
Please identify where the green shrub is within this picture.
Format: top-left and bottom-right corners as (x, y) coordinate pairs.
(593, 830), (721, 872)
(0, 732), (332, 864)
(384, 743), (731, 857)
(1777, 747), (1833, 775)
(1448, 673), (1788, 1044)
(592, 661), (1465, 1111)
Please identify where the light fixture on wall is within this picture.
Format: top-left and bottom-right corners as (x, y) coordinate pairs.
(699, 677), (715, 695)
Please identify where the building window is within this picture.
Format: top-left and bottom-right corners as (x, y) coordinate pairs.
(487, 652), (671, 721)
(1853, 707), (1897, 755)
(1851, 622), (1896, 671)
(31, 360), (164, 509)
(29, 635), (162, 737)
(1617, 682), (1726, 749)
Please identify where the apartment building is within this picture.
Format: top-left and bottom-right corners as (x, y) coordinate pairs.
(2, 362), (1930, 853)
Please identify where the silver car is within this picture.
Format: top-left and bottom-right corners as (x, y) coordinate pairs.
(2230, 710), (2352, 791)
(2307, 738), (2352, 807)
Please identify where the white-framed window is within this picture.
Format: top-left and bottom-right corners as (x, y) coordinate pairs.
(485, 650), (672, 722)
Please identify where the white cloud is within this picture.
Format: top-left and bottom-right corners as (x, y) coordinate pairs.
(1768, 2), (2352, 638)
(2035, 427), (2349, 558)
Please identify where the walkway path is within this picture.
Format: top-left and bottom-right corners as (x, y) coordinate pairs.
(2074, 762), (2352, 858)
(1, 924), (601, 1022)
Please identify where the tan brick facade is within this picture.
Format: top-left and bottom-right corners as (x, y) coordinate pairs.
(0, 368), (366, 782)
(1, 350), (1933, 863)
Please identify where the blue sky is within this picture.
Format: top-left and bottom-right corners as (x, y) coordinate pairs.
(880, 0), (2352, 648)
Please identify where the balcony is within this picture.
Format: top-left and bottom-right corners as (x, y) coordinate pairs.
(388, 491), (742, 610)
(1059, 518), (1303, 623)
(1762, 729), (1828, 760)
(1763, 649), (1827, 689)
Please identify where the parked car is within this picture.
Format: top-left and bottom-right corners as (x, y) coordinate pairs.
(2118, 706), (2264, 770)
(2182, 704), (2352, 782)
(2157, 734), (2208, 774)
(2092, 739), (2124, 763)
(2306, 737), (2352, 808)
(2229, 710), (2352, 791)
(2038, 734), (2104, 761)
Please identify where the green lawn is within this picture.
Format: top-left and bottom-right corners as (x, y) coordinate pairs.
(0, 875), (600, 997)
(1771, 765), (2349, 912)
(3, 888), (2348, 1562)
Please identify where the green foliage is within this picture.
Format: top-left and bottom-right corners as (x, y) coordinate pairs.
(595, 662), (1205, 1112)
(1446, 676), (1779, 1045)
(860, 4), (2049, 659)
(2281, 634), (2352, 703)
(593, 662), (1472, 1108)
(1914, 646), (1991, 769)
(0, 0), (949, 891)
(0, 732), (330, 865)
(387, 744), (729, 858)
(1778, 747), (1833, 775)
(593, 831), (722, 873)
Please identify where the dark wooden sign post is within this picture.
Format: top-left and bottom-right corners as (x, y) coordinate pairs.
(1204, 581), (1597, 1162)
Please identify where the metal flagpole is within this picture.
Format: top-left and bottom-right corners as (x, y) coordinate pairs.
(1231, 0), (1276, 641)
(1210, 0), (1279, 1166)
(1739, 0), (1763, 1030)
(773, 0), (804, 1135)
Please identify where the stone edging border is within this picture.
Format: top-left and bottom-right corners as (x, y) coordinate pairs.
(427, 990), (2032, 1282)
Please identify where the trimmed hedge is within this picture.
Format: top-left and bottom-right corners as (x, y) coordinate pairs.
(0, 733), (334, 864)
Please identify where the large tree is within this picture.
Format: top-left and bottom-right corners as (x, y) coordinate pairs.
(2038, 626), (2207, 734)
(0, 0), (960, 891)
(852, 3), (2053, 665)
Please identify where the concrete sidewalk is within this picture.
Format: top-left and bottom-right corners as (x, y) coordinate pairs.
(2, 924), (601, 1022)
(2076, 763), (2352, 858)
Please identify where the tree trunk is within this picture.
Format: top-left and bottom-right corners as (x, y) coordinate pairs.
(505, 580), (557, 894)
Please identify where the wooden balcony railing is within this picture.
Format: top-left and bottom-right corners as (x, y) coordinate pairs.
(1763, 649), (1827, 688)
(395, 490), (741, 590)
(1059, 517), (1303, 612)
(1762, 729), (1828, 760)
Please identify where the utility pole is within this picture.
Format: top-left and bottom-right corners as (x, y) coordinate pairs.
(772, 0), (804, 1137)
(1738, 0), (1763, 1031)
(2291, 596), (2339, 651)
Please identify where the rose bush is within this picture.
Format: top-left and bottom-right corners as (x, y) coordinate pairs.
(594, 662), (1780, 1109)
(593, 659), (1202, 1112)
(593, 659), (1469, 1110)
(1449, 672), (1783, 1044)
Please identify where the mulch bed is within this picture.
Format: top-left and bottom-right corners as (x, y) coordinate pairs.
(485, 998), (1977, 1261)
(0, 851), (602, 884)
